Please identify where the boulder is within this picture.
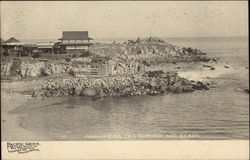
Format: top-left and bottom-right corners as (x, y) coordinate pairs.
(82, 88), (99, 97)
(210, 67), (215, 70)
(168, 86), (176, 93)
(182, 86), (195, 92)
(175, 86), (183, 93)
(75, 86), (83, 96)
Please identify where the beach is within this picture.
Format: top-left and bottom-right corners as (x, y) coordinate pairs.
(1, 81), (51, 140)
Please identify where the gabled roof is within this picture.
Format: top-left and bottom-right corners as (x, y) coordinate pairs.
(5, 37), (21, 43)
(59, 31), (93, 40)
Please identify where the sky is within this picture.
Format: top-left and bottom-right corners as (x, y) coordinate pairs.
(0, 1), (248, 40)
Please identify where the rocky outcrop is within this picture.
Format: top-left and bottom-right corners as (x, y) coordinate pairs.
(39, 70), (209, 98)
(90, 37), (212, 66)
(1, 59), (71, 78)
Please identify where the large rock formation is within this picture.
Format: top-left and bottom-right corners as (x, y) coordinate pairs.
(90, 37), (211, 66)
(39, 71), (209, 98)
(1, 59), (71, 79)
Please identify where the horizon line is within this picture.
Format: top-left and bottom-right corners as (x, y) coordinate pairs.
(11, 35), (248, 40)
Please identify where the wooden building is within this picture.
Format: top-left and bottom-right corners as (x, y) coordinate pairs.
(36, 42), (54, 54)
(3, 37), (24, 56)
(58, 31), (93, 54)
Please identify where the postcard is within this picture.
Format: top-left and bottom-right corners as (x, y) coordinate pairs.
(1, 1), (249, 159)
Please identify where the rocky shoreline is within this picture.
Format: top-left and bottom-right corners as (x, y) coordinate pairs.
(36, 70), (209, 98)
(1, 38), (216, 99)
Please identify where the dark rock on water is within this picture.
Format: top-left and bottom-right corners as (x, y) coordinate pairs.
(182, 86), (195, 93)
(203, 65), (211, 68)
(210, 67), (215, 70)
(192, 81), (209, 90)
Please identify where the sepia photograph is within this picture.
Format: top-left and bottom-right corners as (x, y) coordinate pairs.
(1, 0), (249, 159)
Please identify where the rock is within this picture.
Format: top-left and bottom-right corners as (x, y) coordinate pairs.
(203, 84), (209, 90)
(192, 81), (209, 90)
(75, 86), (82, 96)
(182, 86), (195, 92)
(210, 67), (215, 70)
(175, 87), (183, 93)
(82, 88), (98, 97)
(203, 65), (211, 68)
(224, 66), (229, 68)
(40, 71), (210, 97)
(159, 86), (167, 93)
(168, 86), (177, 93)
(32, 89), (38, 98)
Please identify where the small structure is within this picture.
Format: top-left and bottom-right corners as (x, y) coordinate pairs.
(3, 37), (24, 56)
(23, 44), (37, 56)
(58, 31), (93, 54)
(36, 42), (54, 54)
(5, 37), (24, 46)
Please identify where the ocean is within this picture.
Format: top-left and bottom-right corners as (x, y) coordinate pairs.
(11, 37), (249, 140)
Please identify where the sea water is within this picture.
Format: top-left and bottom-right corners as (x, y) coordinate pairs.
(11, 37), (249, 140)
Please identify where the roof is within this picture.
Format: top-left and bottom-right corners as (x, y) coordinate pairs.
(59, 42), (93, 46)
(24, 44), (37, 48)
(59, 31), (93, 40)
(38, 46), (53, 49)
(5, 37), (21, 43)
(5, 42), (24, 46)
(37, 42), (54, 46)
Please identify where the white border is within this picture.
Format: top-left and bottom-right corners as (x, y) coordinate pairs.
(2, 140), (249, 160)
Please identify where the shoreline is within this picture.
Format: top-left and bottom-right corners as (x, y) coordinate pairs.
(1, 91), (51, 140)
(1, 51), (248, 141)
